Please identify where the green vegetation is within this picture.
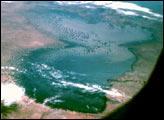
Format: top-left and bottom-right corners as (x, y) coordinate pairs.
(1, 101), (18, 119)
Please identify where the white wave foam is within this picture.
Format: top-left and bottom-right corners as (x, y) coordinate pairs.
(1, 83), (25, 106)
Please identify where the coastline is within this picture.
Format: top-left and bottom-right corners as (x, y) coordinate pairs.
(1, 2), (163, 119)
(111, 40), (162, 97)
(2, 38), (162, 119)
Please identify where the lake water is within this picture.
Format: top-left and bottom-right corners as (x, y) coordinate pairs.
(2, 1), (163, 113)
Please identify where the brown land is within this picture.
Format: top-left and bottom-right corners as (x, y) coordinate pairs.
(1, 2), (163, 119)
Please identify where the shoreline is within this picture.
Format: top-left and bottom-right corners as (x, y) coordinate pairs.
(2, 39), (162, 119)
(1, 22), (163, 118)
(110, 39), (163, 97)
(1, 2), (163, 119)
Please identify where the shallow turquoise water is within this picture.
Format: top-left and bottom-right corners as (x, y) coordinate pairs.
(13, 41), (136, 113)
(6, 1), (163, 113)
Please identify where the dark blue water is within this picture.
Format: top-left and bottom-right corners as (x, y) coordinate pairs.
(9, 1), (162, 113)
(13, 41), (135, 113)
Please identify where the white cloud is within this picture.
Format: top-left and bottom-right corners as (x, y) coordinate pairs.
(117, 10), (138, 16)
(1, 83), (25, 106)
(2, 1), (14, 3)
(55, 1), (163, 18)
